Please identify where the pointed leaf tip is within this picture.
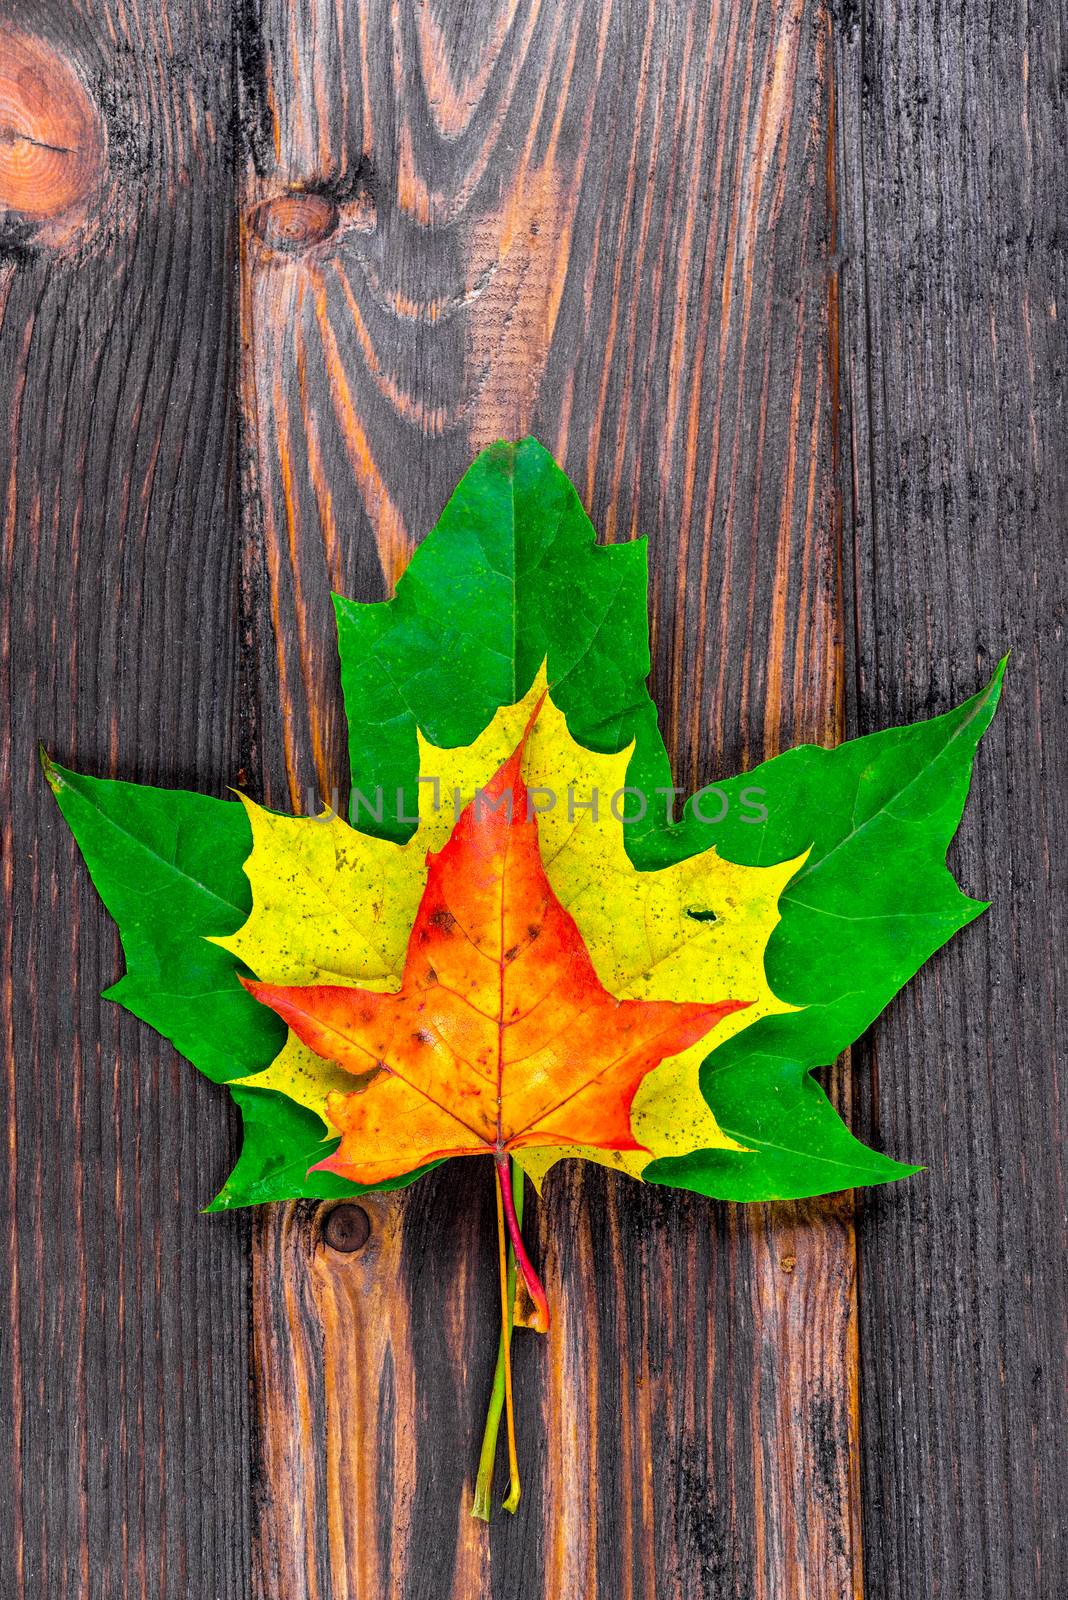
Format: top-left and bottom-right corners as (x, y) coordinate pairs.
(39, 744), (61, 794)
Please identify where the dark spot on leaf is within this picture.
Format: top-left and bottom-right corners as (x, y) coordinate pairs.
(503, 944), (520, 963)
(527, 924), (541, 939)
(429, 908), (457, 931)
(412, 1028), (433, 1045)
(514, 1278), (538, 1325)
(686, 907), (718, 924)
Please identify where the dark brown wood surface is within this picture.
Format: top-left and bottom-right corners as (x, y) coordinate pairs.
(239, 2), (860, 1596)
(836, 5), (1068, 1595)
(0, 3), (251, 1596)
(0, 2), (1063, 1597)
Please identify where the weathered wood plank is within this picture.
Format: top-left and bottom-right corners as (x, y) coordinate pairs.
(238, 4), (862, 1595)
(837, 3), (1068, 1596)
(0, 5), (250, 1597)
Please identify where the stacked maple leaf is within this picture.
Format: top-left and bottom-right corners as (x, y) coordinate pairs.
(242, 697), (750, 1330)
(45, 439), (1002, 1513)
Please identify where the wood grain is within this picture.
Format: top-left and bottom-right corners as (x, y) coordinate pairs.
(837, 4), (1068, 1596)
(0, 3), (250, 1596)
(238, 3), (861, 1595)
(7, 1), (1061, 1595)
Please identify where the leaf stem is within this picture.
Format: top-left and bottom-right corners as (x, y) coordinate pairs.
(494, 1153), (550, 1334)
(472, 1161), (525, 1519)
(472, 1156), (549, 1520)
(472, 1236), (515, 1517)
(494, 1160), (522, 1513)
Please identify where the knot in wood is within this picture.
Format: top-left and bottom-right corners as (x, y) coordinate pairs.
(321, 1203), (371, 1254)
(249, 192), (338, 254)
(0, 29), (104, 241)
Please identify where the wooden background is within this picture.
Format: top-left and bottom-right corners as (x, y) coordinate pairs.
(1, 1), (1064, 1596)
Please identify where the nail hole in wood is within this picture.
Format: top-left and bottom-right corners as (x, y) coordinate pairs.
(322, 1203), (371, 1254)
(249, 192), (338, 253)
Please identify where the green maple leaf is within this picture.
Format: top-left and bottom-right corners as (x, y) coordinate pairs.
(333, 437), (1003, 1202)
(45, 437), (1002, 1209)
(39, 760), (429, 1209)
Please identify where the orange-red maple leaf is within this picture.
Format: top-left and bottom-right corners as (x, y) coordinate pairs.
(243, 712), (748, 1194)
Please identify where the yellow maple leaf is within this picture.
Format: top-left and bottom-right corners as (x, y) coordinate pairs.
(213, 670), (802, 1186)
